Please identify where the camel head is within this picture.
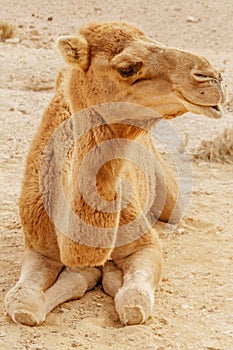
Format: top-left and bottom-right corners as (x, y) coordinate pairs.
(58, 22), (226, 119)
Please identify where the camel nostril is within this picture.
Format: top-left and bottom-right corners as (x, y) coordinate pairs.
(195, 73), (208, 79)
(193, 73), (211, 82)
(191, 70), (220, 83)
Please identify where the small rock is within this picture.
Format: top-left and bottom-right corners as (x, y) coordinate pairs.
(159, 317), (168, 325)
(223, 59), (229, 65)
(5, 37), (20, 44)
(187, 16), (200, 23)
(30, 36), (40, 41)
(71, 341), (78, 347)
(181, 304), (193, 310)
(13, 344), (26, 350)
(47, 16), (53, 21)
(128, 335), (135, 341)
(30, 29), (39, 36)
(29, 345), (44, 350)
(177, 227), (185, 234)
(19, 109), (28, 115)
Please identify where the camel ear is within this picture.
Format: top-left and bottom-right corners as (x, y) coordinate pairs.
(57, 35), (89, 71)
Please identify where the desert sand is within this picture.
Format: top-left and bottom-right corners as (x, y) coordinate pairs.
(0, 1), (232, 349)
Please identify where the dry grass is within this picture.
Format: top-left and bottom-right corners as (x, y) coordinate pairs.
(193, 127), (233, 163)
(0, 21), (15, 42)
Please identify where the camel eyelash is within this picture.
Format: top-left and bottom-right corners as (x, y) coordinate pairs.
(132, 77), (146, 85)
(118, 67), (137, 77)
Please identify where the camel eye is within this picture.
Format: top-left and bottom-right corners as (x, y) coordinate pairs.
(118, 66), (136, 77)
(194, 73), (208, 79)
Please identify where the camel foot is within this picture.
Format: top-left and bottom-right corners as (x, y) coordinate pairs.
(115, 279), (154, 325)
(4, 283), (47, 326)
(5, 267), (101, 326)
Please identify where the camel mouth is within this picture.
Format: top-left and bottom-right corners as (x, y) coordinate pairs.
(193, 103), (222, 119)
(208, 104), (223, 118)
(176, 92), (223, 119)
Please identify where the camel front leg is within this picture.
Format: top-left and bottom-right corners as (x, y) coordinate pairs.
(44, 267), (101, 314)
(5, 249), (63, 326)
(111, 231), (163, 325)
(5, 250), (101, 326)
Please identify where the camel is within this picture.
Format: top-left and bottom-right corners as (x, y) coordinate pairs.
(5, 22), (226, 326)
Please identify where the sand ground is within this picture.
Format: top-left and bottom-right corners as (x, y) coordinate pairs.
(0, 1), (233, 349)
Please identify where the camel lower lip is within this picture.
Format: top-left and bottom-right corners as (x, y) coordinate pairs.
(195, 103), (222, 118)
(176, 92), (222, 119)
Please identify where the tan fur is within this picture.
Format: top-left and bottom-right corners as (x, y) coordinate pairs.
(5, 22), (226, 326)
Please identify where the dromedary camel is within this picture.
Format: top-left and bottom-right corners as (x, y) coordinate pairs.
(5, 22), (226, 326)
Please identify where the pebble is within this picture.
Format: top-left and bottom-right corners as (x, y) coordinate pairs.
(186, 16), (200, 23)
(5, 38), (20, 44)
(30, 36), (40, 41)
(29, 29), (39, 36)
(71, 341), (78, 347)
(19, 109), (28, 115)
(177, 227), (185, 234)
(29, 345), (44, 350)
(181, 304), (193, 310)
